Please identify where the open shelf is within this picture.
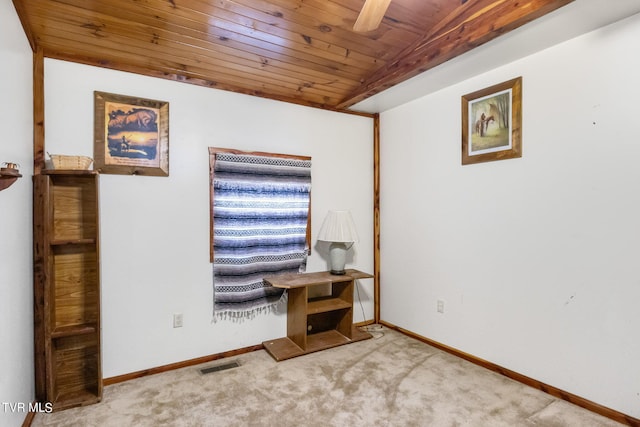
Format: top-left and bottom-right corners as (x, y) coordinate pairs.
(307, 297), (351, 315)
(51, 334), (101, 411)
(34, 172), (102, 410)
(263, 270), (374, 361)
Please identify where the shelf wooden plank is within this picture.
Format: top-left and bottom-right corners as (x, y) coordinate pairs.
(50, 238), (96, 246)
(262, 337), (305, 362)
(265, 269), (373, 289)
(42, 169), (97, 175)
(307, 297), (351, 315)
(53, 389), (101, 411)
(51, 323), (98, 339)
(306, 329), (350, 351)
(0, 169), (21, 191)
(343, 269), (375, 280)
(263, 326), (372, 361)
(0, 169), (22, 177)
(350, 326), (374, 342)
(306, 327), (372, 353)
(0, 176), (19, 191)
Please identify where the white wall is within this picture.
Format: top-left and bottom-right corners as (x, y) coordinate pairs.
(380, 13), (640, 419)
(0, 2), (35, 427)
(44, 60), (374, 377)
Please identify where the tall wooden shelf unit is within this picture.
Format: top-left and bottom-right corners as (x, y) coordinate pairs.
(263, 269), (373, 361)
(33, 170), (102, 411)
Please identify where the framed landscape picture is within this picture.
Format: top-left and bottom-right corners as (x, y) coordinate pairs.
(461, 77), (522, 165)
(94, 91), (169, 176)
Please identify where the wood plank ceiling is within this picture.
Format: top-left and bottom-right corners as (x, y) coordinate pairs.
(13, 0), (573, 112)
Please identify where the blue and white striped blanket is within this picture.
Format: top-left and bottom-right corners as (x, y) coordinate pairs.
(212, 153), (311, 319)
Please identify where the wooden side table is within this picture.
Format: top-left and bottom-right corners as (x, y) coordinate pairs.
(263, 269), (373, 361)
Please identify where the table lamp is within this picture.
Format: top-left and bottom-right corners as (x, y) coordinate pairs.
(317, 210), (359, 275)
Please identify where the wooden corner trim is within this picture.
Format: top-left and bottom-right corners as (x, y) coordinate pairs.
(21, 409), (36, 427)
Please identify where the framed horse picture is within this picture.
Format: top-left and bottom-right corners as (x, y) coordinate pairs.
(94, 91), (169, 176)
(461, 77), (522, 165)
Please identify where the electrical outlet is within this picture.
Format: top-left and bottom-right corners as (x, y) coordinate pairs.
(437, 300), (444, 314)
(173, 313), (183, 328)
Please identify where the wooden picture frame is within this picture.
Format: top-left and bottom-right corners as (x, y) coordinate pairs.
(94, 91), (169, 176)
(462, 77), (522, 165)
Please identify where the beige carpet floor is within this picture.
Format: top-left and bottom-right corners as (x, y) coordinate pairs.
(33, 327), (623, 426)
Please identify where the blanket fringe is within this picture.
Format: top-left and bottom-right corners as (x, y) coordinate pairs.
(212, 290), (288, 323)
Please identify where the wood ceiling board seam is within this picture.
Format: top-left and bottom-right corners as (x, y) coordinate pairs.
(231, 0), (416, 60)
(27, 3), (368, 85)
(324, 0), (452, 37)
(37, 0), (374, 80)
(39, 33), (346, 105)
(265, 0), (431, 53)
(52, 0), (383, 73)
(30, 14), (354, 98)
(45, 45), (344, 108)
(184, 0), (396, 64)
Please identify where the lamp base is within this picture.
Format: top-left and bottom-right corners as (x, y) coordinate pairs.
(330, 269), (346, 275)
(328, 242), (348, 276)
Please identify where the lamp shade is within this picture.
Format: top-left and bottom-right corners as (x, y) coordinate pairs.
(317, 210), (359, 243)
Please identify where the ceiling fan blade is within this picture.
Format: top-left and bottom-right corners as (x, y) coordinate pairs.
(353, 0), (392, 32)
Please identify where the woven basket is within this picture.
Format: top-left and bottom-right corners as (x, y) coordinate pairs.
(49, 154), (93, 170)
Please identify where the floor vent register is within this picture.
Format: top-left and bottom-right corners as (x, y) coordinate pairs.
(199, 361), (240, 375)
